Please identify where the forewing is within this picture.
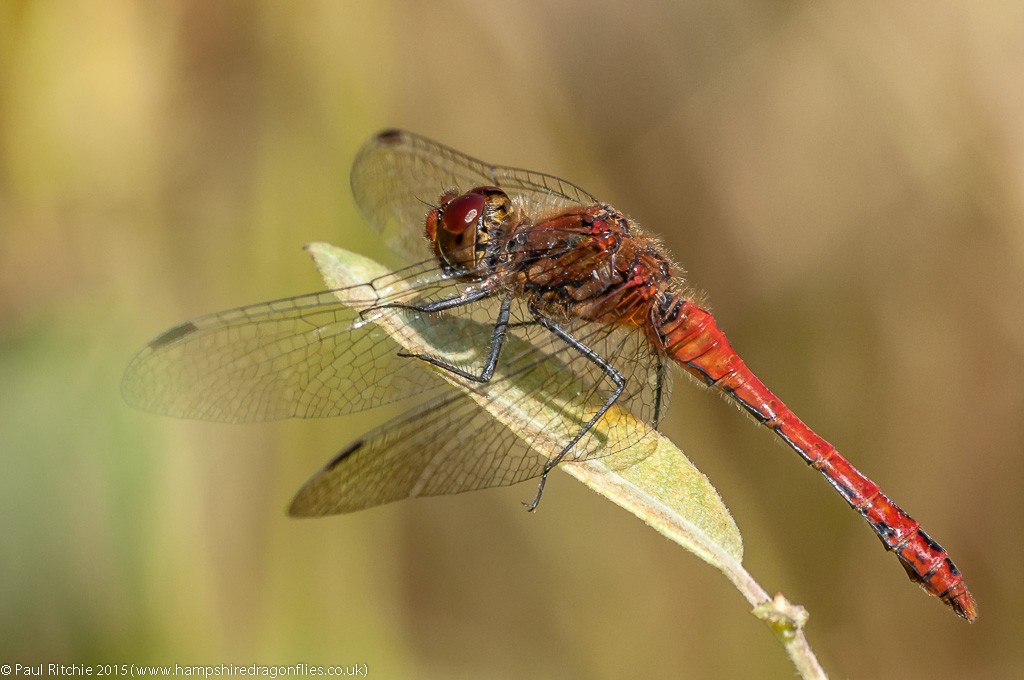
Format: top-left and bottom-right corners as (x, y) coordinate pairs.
(122, 262), (484, 423)
(350, 129), (600, 263)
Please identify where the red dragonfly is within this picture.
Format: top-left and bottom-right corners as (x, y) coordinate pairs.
(124, 129), (976, 621)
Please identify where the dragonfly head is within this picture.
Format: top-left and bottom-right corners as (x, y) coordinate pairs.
(426, 186), (513, 279)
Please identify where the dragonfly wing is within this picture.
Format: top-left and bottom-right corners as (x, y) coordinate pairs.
(288, 388), (555, 515)
(122, 266), (486, 423)
(350, 129), (599, 263)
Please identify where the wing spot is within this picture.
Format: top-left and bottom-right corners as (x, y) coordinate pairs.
(376, 129), (403, 145)
(325, 440), (364, 470)
(149, 321), (199, 349)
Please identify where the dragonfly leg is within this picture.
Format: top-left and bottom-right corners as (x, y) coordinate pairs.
(369, 286), (492, 315)
(393, 294), (513, 383)
(524, 304), (625, 511)
(652, 355), (667, 429)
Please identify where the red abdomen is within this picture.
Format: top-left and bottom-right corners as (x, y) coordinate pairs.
(654, 294), (976, 621)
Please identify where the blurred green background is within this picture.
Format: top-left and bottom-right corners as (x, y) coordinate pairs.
(2, 1), (1022, 678)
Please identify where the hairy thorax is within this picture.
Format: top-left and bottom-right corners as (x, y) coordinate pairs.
(509, 204), (674, 329)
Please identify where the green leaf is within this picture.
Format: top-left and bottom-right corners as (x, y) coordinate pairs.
(303, 242), (744, 568)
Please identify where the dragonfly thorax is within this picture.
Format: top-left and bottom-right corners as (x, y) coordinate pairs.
(509, 203), (674, 329)
(425, 186), (515, 280)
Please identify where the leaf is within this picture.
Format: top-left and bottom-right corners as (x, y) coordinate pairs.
(304, 242), (744, 568)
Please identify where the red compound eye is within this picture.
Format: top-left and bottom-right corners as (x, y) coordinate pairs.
(441, 192), (485, 234)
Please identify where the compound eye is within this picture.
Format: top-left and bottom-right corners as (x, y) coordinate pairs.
(441, 192), (486, 234)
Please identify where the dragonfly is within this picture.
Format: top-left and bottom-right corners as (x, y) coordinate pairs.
(124, 129), (976, 622)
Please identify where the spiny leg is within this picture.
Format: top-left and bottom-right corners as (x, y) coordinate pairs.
(385, 292), (513, 383)
(652, 355), (667, 429)
(525, 305), (625, 511)
(369, 286), (491, 316)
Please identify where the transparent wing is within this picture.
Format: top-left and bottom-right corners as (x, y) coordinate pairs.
(288, 390), (547, 515)
(288, 301), (672, 515)
(122, 260), (486, 423)
(351, 129), (600, 263)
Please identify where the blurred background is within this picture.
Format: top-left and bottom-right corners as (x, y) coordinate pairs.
(2, 1), (1022, 677)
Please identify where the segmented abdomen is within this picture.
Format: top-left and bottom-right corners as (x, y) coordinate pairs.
(654, 293), (976, 621)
